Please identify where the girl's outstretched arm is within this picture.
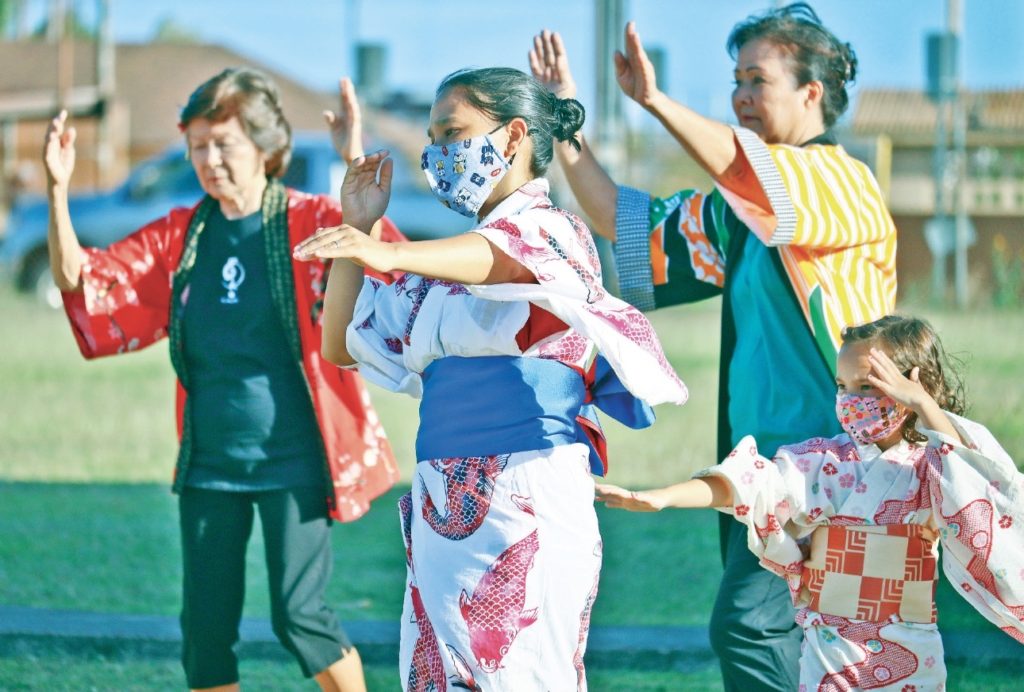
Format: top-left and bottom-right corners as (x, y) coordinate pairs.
(596, 476), (733, 511)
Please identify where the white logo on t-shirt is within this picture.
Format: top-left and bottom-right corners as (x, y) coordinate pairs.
(221, 256), (246, 304)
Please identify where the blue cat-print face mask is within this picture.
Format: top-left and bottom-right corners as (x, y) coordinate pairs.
(421, 130), (511, 218)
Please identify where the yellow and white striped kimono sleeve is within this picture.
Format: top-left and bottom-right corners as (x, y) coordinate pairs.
(714, 126), (898, 369)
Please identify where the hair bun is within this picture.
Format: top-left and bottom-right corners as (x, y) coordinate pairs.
(841, 41), (859, 84)
(552, 97), (585, 145)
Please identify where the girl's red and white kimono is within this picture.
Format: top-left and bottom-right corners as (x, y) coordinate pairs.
(346, 178), (686, 691)
(61, 183), (401, 521)
(700, 413), (1024, 691)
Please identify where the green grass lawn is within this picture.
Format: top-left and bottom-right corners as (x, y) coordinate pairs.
(0, 651), (726, 692)
(1, 285), (1022, 690)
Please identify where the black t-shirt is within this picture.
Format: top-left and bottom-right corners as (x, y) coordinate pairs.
(181, 206), (322, 491)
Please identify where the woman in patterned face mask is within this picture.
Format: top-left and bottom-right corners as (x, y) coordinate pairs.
(44, 67), (407, 692)
(295, 67), (687, 690)
(597, 314), (1024, 691)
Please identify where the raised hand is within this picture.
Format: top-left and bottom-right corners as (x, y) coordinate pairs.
(339, 149), (392, 232)
(529, 29), (577, 99)
(867, 346), (964, 442)
(866, 347), (933, 412)
(595, 483), (665, 512)
(43, 110), (77, 189)
(324, 77), (364, 165)
(613, 21), (662, 108)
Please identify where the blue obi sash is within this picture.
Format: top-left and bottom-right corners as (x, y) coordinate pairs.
(416, 355), (655, 475)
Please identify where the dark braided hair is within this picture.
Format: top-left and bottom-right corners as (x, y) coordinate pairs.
(437, 67), (584, 177)
(842, 315), (967, 444)
(727, 2), (858, 128)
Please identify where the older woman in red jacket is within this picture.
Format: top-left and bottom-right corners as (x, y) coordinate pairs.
(44, 67), (400, 692)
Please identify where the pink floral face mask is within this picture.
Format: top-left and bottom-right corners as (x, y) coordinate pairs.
(835, 393), (910, 446)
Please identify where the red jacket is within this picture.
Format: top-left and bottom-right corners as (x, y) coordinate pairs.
(62, 186), (401, 521)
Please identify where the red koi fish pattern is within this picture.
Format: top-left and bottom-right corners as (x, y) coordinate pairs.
(572, 542), (602, 689)
(580, 302), (684, 394)
(539, 227), (605, 304)
(408, 585), (447, 692)
(399, 492), (413, 567)
(485, 217), (559, 278)
(446, 644), (482, 691)
(421, 455), (509, 541)
(459, 496), (540, 673)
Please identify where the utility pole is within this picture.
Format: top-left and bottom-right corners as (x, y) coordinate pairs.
(949, 0), (970, 307)
(344, 0), (360, 82)
(593, 0), (625, 291)
(95, 0), (114, 187)
(594, 0), (625, 170)
(53, 0), (71, 112)
(927, 36), (949, 303)
(925, 0), (970, 306)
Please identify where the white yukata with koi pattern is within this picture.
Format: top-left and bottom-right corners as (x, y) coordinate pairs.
(346, 178), (686, 691)
(698, 413), (1024, 692)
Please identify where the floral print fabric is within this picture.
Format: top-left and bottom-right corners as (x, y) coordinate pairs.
(699, 413), (1024, 690)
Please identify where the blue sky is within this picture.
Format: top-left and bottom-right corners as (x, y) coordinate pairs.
(81, 0), (1024, 125)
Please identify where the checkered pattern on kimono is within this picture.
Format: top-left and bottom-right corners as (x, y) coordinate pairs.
(800, 524), (939, 623)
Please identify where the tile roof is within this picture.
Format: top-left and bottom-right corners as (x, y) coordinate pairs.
(853, 88), (1024, 137)
(0, 38), (429, 170)
(0, 39), (332, 148)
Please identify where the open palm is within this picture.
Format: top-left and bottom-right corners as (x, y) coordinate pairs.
(529, 30), (577, 99)
(614, 22), (661, 108)
(340, 150), (392, 232)
(324, 77), (364, 165)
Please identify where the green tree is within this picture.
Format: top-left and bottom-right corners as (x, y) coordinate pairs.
(0, 0), (28, 39)
(31, 4), (96, 40)
(151, 15), (201, 44)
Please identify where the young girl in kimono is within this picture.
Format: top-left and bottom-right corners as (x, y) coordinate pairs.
(295, 67), (686, 690)
(598, 314), (1023, 691)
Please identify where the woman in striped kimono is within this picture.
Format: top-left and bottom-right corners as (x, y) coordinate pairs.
(531, 3), (898, 689)
(294, 67), (686, 690)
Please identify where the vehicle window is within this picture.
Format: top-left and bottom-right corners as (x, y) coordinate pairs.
(126, 153), (202, 200)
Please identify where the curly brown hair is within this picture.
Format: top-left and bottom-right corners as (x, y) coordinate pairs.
(841, 315), (966, 443)
(178, 67), (292, 178)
